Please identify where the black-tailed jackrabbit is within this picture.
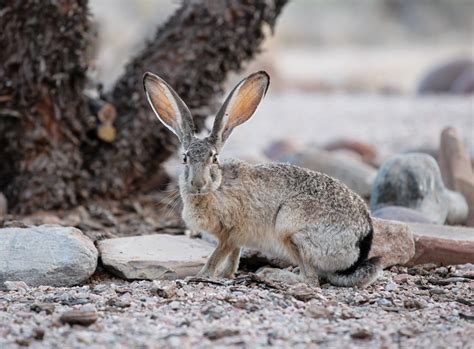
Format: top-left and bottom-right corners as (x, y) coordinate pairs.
(143, 71), (381, 287)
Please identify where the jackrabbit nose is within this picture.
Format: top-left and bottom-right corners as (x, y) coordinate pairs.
(191, 178), (207, 189)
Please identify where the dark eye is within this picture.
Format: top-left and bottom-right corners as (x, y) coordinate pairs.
(212, 153), (218, 164)
(182, 154), (187, 164)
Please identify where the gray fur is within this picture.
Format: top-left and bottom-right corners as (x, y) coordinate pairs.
(144, 71), (381, 287)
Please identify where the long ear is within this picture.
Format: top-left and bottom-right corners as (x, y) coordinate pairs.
(209, 71), (269, 149)
(143, 72), (195, 148)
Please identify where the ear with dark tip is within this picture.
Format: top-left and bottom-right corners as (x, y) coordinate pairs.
(208, 71), (270, 149)
(143, 72), (195, 148)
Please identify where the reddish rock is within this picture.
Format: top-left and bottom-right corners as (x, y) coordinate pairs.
(370, 218), (415, 268)
(438, 127), (474, 226)
(324, 139), (378, 165)
(405, 222), (474, 266)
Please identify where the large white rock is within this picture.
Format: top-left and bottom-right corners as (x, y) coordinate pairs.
(98, 234), (214, 280)
(370, 153), (468, 225)
(0, 225), (98, 288)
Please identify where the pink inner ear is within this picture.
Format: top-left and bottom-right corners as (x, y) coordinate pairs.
(146, 80), (179, 128)
(226, 78), (266, 127)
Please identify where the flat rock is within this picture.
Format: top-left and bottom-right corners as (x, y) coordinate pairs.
(372, 206), (434, 224)
(0, 225), (98, 288)
(98, 234), (214, 280)
(370, 218), (415, 268)
(286, 149), (377, 197)
(405, 223), (474, 266)
(370, 153), (468, 224)
(438, 127), (474, 226)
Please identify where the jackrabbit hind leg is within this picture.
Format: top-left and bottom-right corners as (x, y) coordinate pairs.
(285, 230), (322, 287)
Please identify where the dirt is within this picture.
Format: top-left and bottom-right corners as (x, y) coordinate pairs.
(0, 265), (473, 348)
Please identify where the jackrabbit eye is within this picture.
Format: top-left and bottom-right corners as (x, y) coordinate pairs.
(212, 153), (218, 164)
(182, 154), (187, 164)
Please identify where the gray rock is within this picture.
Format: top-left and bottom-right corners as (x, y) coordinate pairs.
(385, 282), (398, 291)
(370, 153), (468, 224)
(98, 234), (214, 280)
(263, 139), (298, 161)
(0, 226), (98, 288)
(286, 149), (377, 198)
(372, 206), (434, 224)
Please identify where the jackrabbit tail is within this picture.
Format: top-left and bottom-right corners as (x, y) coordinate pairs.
(143, 71), (381, 287)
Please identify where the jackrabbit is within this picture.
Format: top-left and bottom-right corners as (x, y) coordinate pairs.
(143, 71), (381, 287)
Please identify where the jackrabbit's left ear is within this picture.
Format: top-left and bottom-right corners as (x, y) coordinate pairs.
(209, 71), (269, 149)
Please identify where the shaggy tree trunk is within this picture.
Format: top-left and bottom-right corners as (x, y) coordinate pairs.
(0, 0), (91, 212)
(0, 0), (288, 213)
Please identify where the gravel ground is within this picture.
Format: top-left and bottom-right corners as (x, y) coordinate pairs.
(1, 265), (473, 348)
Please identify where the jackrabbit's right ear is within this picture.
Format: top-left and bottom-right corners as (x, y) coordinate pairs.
(209, 71), (269, 149)
(143, 72), (195, 148)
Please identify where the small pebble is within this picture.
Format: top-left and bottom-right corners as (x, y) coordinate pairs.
(377, 298), (392, 307)
(385, 282), (398, 291)
(204, 328), (240, 340)
(60, 305), (98, 326)
(169, 301), (180, 310)
(393, 273), (411, 284)
(351, 328), (373, 340)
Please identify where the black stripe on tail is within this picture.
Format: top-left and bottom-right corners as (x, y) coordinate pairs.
(338, 226), (374, 276)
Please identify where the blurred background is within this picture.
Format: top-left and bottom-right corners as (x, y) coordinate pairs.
(89, 0), (473, 161)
